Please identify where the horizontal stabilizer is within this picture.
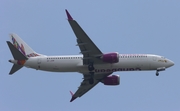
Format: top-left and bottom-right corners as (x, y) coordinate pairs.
(9, 64), (23, 75)
(6, 41), (27, 60)
(7, 41), (27, 74)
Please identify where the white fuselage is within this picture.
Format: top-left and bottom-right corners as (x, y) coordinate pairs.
(22, 54), (174, 74)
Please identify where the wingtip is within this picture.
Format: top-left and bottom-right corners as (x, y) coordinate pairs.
(69, 91), (77, 102)
(70, 96), (77, 102)
(65, 9), (73, 20)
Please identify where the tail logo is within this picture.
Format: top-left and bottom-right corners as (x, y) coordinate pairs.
(12, 36), (26, 56)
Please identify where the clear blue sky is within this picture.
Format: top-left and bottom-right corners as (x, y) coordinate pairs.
(1, 0), (179, 111)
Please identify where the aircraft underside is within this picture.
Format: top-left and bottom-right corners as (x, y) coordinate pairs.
(6, 9), (174, 102)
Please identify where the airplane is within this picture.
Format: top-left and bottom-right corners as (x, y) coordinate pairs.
(6, 9), (174, 102)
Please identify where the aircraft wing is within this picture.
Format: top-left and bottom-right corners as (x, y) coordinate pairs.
(65, 10), (104, 65)
(70, 72), (112, 102)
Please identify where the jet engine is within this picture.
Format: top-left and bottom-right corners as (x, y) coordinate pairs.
(101, 52), (119, 63)
(102, 75), (120, 85)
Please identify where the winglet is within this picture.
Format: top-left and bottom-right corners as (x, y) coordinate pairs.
(65, 9), (73, 20)
(70, 91), (77, 102)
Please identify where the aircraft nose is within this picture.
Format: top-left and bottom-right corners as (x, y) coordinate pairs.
(167, 59), (174, 67)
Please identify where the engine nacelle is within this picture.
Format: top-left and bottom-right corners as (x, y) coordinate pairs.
(101, 52), (119, 63)
(102, 75), (120, 85)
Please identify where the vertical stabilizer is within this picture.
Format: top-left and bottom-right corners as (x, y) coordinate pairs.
(9, 33), (43, 57)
